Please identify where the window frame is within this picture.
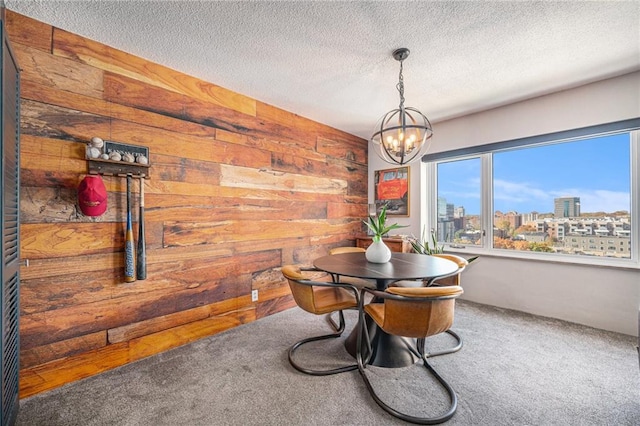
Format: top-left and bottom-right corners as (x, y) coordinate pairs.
(421, 119), (640, 269)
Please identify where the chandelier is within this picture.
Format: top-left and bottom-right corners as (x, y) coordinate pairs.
(371, 48), (433, 165)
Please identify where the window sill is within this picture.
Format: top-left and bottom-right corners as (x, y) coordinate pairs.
(446, 246), (640, 271)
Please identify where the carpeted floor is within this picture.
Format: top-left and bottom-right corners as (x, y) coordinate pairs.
(17, 300), (640, 425)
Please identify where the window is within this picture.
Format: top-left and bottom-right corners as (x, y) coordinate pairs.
(436, 158), (482, 246)
(423, 119), (639, 267)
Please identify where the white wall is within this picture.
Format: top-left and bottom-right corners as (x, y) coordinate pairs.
(369, 71), (640, 336)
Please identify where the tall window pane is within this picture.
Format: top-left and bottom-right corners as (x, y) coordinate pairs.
(492, 133), (631, 258)
(437, 157), (482, 246)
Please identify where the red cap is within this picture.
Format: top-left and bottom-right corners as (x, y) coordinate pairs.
(78, 175), (107, 217)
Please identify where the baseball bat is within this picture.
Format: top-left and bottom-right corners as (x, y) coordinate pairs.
(124, 174), (136, 283)
(136, 176), (147, 280)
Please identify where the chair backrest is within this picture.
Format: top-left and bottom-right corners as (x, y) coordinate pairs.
(431, 254), (468, 286)
(371, 286), (463, 338)
(282, 265), (318, 313)
(329, 246), (366, 255)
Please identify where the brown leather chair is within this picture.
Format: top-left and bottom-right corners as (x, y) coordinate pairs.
(391, 254), (468, 359)
(282, 265), (359, 375)
(431, 254), (468, 286)
(356, 285), (464, 424)
(328, 246), (366, 255)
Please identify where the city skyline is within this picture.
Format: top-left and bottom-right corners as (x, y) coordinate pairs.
(437, 133), (631, 216)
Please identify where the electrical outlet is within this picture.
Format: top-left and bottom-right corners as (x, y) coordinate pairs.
(251, 289), (258, 302)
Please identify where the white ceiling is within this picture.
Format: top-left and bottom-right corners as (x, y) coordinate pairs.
(5, 0), (640, 140)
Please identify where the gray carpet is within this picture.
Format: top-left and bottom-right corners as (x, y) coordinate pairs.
(17, 301), (640, 425)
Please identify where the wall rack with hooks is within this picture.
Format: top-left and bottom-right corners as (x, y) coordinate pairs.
(87, 159), (150, 179)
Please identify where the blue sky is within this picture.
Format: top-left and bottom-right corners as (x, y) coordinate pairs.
(438, 133), (631, 215)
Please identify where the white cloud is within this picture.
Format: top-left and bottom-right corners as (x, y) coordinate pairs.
(494, 180), (629, 213)
(493, 179), (550, 204)
(439, 177), (481, 200)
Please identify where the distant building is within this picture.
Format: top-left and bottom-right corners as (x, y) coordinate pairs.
(564, 235), (630, 256)
(437, 197), (447, 220)
(506, 211), (522, 229)
(458, 230), (482, 245)
(554, 197), (580, 218)
(437, 197), (455, 221)
(438, 220), (456, 242)
(453, 217), (466, 234)
(516, 232), (548, 243)
(548, 220), (569, 241)
(494, 211), (522, 230)
(535, 220), (548, 233)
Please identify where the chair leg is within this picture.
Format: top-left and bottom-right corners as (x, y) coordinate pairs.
(288, 310), (357, 376)
(355, 304), (374, 369)
(326, 310), (346, 333)
(356, 315), (458, 424)
(424, 330), (463, 358)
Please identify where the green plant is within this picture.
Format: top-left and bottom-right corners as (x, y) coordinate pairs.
(363, 204), (407, 242)
(410, 227), (444, 255)
(411, 226), (479, 263)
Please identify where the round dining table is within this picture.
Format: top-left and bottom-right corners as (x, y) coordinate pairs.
(313, 252), (460, 368)
(313, 251), (459, 290)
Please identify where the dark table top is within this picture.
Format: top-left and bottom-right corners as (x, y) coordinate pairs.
(313, 252), (459, 289)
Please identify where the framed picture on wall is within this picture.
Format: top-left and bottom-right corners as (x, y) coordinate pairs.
(374, 166), (409, 216)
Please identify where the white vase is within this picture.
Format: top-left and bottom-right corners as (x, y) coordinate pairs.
(365, 240), (392, 263)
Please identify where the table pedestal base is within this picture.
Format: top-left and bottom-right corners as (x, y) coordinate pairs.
(344, 316), (417, 368)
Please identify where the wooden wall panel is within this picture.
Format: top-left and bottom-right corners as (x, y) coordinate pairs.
(22, 222), (124, 259)
(20, 79), (223, 139)
(256, 101), (366, 152)
(21, 99), (112, 143)
(5, 12), (51, 52)
(15, 44), (104, 98)
(21, 331), (106, 369)
(53, 28), (257, 116)
(6, 10), (368, 397)
(216, 128), (328, 164)
(104, 72), (317, 147)
(218, 164), (348, 194)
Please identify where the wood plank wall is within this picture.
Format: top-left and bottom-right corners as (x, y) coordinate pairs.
(6, 11), (367, 398)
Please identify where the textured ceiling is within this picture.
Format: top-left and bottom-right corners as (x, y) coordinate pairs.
(6, 0), (640, 139)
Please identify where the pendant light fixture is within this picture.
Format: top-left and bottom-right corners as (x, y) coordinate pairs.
(371, 48), (433, 165)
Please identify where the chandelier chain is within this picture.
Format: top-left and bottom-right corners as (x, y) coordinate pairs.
(396, 60), (405, 110)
